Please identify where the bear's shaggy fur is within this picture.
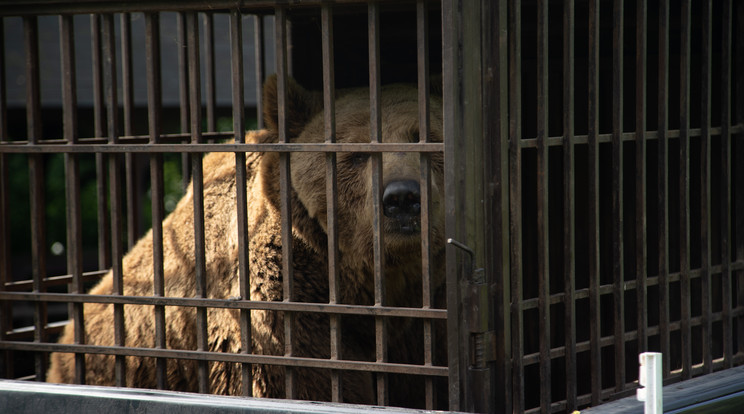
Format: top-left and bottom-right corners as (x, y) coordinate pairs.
(48, 77), (446, 407)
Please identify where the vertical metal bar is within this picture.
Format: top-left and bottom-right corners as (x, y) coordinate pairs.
(0, 19), (5, 142)
(230, 9), (251, 398)
(178, 12), (191, 190)
(204, 12), (216, 135)
(735, 0), (744, 360)
(562, 0), (577, 409)
(0, 17), (13, 380)
(415, 0), (435, 409)
(121, 13), (133, 139)
(367, 3), (387, 406)
(657, 0), (671, 377)
(635, 0), (648, 358)
(484, 0), (511, 411)
(145, 11), (167, 391)
(186, 11), (209, 393)
(508, 0), (524, 410)
(587, 0), (602, 403)
(121, 12), (140, 249)
(442, 1), (463, 410)
(679, 0), (692, 380)
(91, 14), (110, 272)
(274, 6), (295, 400)
(699, 0), (713, 375)
(612, 0), (626, 392)
(320, 3), (342, 403)
(102, 13), (126, 387)
(720, 0), (733, 369)
(254, 15), (264, 130)
(60, 13), (86, 387)
(24, 15), (48, 382)
(536, 0), (551, 410)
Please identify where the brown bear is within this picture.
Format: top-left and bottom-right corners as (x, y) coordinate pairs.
(47, 77), (446, 408)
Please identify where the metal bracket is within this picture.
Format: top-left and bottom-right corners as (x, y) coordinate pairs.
(447, 238), (495, 366)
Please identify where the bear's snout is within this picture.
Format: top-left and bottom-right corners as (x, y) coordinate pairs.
(382, 180), (421, 234)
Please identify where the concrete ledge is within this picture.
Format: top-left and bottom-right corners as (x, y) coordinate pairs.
(582, 364), (744, 413)
(0, 380), (445, 414)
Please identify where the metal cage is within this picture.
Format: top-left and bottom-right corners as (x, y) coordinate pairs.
(1, 1), (743, 413)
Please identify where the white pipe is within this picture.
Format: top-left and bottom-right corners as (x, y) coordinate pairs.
(636, 352), (663, 414)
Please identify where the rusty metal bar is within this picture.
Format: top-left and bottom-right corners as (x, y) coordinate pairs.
(254, 14), (264, 129)
(635, 0), (648, 358)
(535, 0), (551, 410)
(0, 340), (449, 376)
(102, 13), (126, 386)
(204, 12), (216, 134)
(508, 0), (524, 410)
(24, 15), (48, 382)
(0, 16), (12, 380)
(611, 0), (625, 392)
(145, 11), (167, 391)
(657, 0), (671, 377)
(415, 0), (435, 409)
(186, 10), (209, 393)
(367, 2), (387, 406)
(735, 0), (744, 359)
(679, 0), (692, 380)
(274, 6), (295, 400)
(0, 19), (5, 145)
(0, 141), (444, 154)
(91, 14), (110, 272)
(121, 14), (133, 139)
(0, 291), (448, 319)
(720, 0), (733, 369)
(587, 0), (602, 403)
(121, 12), (141, 249)
(230, 8), (251, 398)
(0, 1), (410, 16)
(60, 12), (86, 387)
(10, 128), (741, 149)
(482, 0), (511, 411)
(700, 0), (713, 375)
(562, 0), (576, 410)
(1, 126), (737, 150)
(320, 3), (341, 403)
(178, 11), (191, 190)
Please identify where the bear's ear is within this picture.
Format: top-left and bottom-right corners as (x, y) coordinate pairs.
(263, 75), (322, 137)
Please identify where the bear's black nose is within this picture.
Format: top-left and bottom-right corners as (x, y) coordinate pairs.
(382, 180), (421, 220)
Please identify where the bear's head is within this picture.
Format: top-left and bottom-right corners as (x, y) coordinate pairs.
(259, 76), (445, 288)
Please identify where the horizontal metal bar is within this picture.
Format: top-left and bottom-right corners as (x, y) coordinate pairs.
(0, 291), (448, 319)
(517, 259), (744, 309)
(4, 124), (744, 151)
(0, 341), (448, 377)
(519, 308), (744, 368)
(0, 142), (444, 154)
(519, 124), (744, 148)
(0, 0), (414, 16)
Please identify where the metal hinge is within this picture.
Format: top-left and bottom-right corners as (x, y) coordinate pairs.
(448, 238), (496, 366)
(449, 238), (495, 413)
(467, 274), (497, 366)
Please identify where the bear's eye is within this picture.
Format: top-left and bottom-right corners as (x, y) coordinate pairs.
(349, 152), (370, 167)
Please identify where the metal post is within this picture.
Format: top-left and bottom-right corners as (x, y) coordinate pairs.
(637, 352), (663, 414)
